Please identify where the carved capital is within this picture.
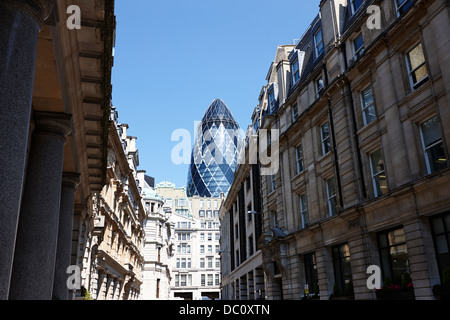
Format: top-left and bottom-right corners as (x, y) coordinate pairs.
(1, 0), (54, 29)
(62, 172), (81, 190)
(33, 111), (72, 142)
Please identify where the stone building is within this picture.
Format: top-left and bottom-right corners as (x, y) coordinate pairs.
(219, 45), (295, 300)
(222, 0), (450, 300)
(0, 0), (115, 299)
(155, 181), (223, 300)
(76, 107), (146, 300)
(141, 175), (174, 300)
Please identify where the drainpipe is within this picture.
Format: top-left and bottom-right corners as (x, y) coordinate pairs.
(327, 97), (344, 208)
(340, 44), (367, 200)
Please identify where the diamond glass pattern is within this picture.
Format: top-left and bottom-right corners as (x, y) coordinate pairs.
(187, 99), (241, 197)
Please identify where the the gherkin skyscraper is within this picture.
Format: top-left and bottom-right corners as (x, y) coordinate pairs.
(187, 99), (241, 197)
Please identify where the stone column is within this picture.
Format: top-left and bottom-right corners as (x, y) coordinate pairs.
(9, 111), (72, 300)
(0, 0), (54, 299)
(53, 173), (81, 300)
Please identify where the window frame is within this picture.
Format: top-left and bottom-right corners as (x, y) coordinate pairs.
(377, 227), (410, 285)
(304, 252), (319, 297)
(360, 86), (376, 125)
(296, 143), (304, 175)
(320, 122), (331, 156)
(300, 193), (309, 229)
(326, 177), (337, 217)
(315, 75), (324, 99)
(292, 103), (299, 122)
(332, 243), (353, 295)
(405, 42), (428, 90)
(353, 33), (365, 60)
(369, 149), (387, 198)
(291, 57), (300, 84)
(314, 28), (324, 58)
(420, 115), (447, 175)
(430, 212), (450, 282)
(268, 88), (276, 113)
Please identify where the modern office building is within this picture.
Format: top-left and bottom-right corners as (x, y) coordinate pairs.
(187, 99), (242, 198)
(155, 181), (223, 300)
(221, 0), (450, 300)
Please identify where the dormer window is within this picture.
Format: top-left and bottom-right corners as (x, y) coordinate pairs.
(289, 49), (305, 86)
(314, 28), (324, 58)
(267, 83), (278, 113)
(292, 57), (300, 84)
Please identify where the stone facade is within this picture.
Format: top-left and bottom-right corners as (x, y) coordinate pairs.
(0, 0), (115, 300)
(155, 181), (223, 300)
(141, 176), (174, 300)
(223, 0), (450, 300)
(77, 108), (146, 300)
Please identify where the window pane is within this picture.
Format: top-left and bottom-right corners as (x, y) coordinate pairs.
(421, 116), (441, 146)
(370, 150), (384, 176)
(432, 216), (445, 234)
(412, 64), (428, 84)
(321, 122), (329, 139)
(427, 144), (447, 173)
(408, 44), (425, 71)
(327, 178), (336, 196)
(353, 0), (363, 11)
(354, 34), (364, 51)
(314, 30), (324, 56)
(379, 233), (388, 248)
(390, 244), (409, 284)
(445, 214), (450, 231)
(321, 123), (331, 154)
(435, 235), (449, 254)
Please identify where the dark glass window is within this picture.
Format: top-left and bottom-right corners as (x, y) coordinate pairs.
(396, 0), (413, 15)
(431, 213), (450, 282)
(420, 116), (447, 174)
(332, 243), (353, 294)
(304, 252), (319, 296)
(377, 227), (410, 284)
(351, 0), (363, 14)
(292, 58), (300, 83)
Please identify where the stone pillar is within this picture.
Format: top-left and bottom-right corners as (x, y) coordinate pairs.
(404, 220), (435, 300)
(53, 173), (81, 300)
(0, 0), (53, 299)
(9, 111), (72, 300)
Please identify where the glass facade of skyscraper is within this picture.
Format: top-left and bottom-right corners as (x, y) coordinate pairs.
(187, 99), (241, 197)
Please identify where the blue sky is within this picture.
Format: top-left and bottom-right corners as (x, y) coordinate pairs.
(111, 0), (320, 188)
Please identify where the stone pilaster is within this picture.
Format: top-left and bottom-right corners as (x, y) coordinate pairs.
(0, 0), (54, 299)
(8, 112), (72, 300)
(53, 173), (81, 300)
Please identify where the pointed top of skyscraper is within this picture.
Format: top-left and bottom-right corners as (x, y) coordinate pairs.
(187, 99), (241, 198)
